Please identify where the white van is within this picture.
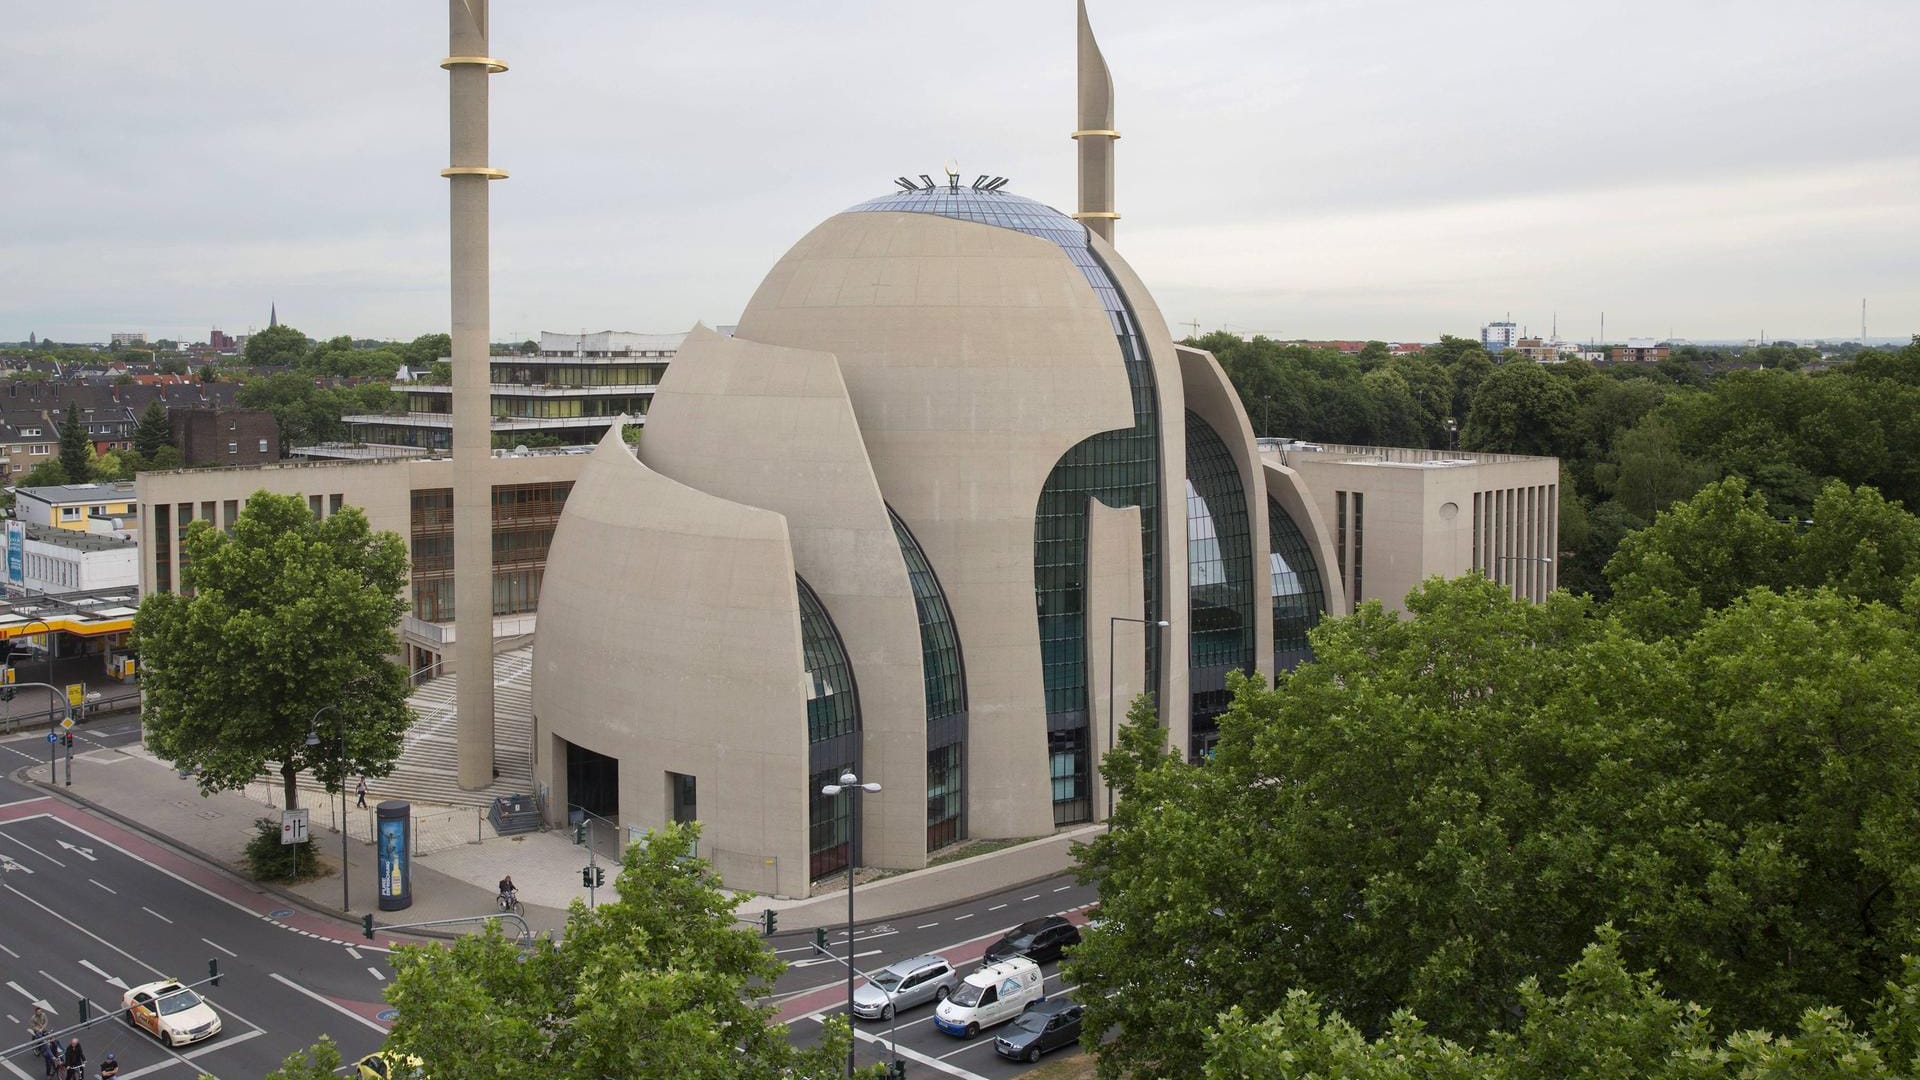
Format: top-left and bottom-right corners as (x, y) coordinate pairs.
(933, 957), (1046, 1038)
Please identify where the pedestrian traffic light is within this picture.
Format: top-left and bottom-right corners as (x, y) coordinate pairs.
(207, 959), (220, 987)
(762, 908), (777, 936)
(362, 913), (375, 940)
(573, 820), (588, 845)
(62, 733), (72, 748)
(814, 927), (828, 954)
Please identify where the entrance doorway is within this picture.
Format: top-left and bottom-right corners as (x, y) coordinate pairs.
(565, 741), (619, 821)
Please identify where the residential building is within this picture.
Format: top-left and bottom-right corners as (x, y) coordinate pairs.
(336, 330), (684, 452)
(15, 482), (139, 534)
(209, 329), (235, 351)
(1611, 338), (1670, 363)
(168, 408), (280, 466)
(110, 332), (148, 347)
(1263, 440), (1560, 613)
(1481, 320), (1519, 353)
(1511, 337), (1569, 364)
(0, 414), (57, 480)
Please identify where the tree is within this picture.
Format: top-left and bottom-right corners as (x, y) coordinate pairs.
(384, 821), (869, 1080)
(1462, 361), (1579, 457)
(134, 399), (172, 457)
(1603, 476), (1797, 638)
(237, 372), (345, 448)
(264, 1036), (344, 1080)
(17, 460), (68, 488)
(1797, 481), (1920, 607)
(1069, 575), (1920, 1077)
(243, 323), (309, 367)
(402, 333), (452, 370)
(58, 401), (90, 481)
(135, 492), (412, 808)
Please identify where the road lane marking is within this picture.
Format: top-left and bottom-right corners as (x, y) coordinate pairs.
(78, 960), (129, 989)
(917, 922), (940, 930)
(0, 942), (16, 958)
(36, 970), (89, 1007)
(89, 878), (117, 894)
(0, 880), (267, 1037)
(986, 904), (1007, 912)
(0, 829), (65, 867)
(0, 798), (49, 811)
(850, 1028), (983, 1078)
(201, 938), (237, 958)
(56, 839), (97, 861)
(953, 913), (972, 921)
(141, 906), (173, 924)
(182, 1028), (263, 1057)
(790, 948), (882, 969)
(1021, 895), (1040, 902)
(1053, 885), (1071, 892)
(346, 947), (362, 960)
(367, 967), (386, 982)
(268, 972), (388, 1034)
(5, 982), (50, 1012)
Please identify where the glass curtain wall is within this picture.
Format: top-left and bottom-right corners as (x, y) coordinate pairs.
(890, 507), (968, 851)
(798, 577), (860, 879)
(1269, 498), (1329, 672)
(1185, 414), (1256, 760)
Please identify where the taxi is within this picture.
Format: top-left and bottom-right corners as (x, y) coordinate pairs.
(121, 980), (221, 1046)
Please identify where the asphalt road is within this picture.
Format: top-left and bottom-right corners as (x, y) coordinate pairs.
(0, 767), (395, 1079)
(767, 876), (1102, 1079)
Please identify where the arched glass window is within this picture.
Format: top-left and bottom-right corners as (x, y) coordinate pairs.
(1186, 413), (1255, 759)
(1269, 498), (1328, 672)
(799, 578), (859, 879)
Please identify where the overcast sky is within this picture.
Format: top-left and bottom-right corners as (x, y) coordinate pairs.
(4, 1), (1916, 346)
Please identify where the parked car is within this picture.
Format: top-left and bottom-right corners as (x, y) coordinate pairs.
(355, 1052), (426, 1079)
(934, 957), (1046, 1038)
(852, 954), (961, 1021)
(982, 914), (1081, 965)
(121, 980), (220, 1047)
(995, 997), (1084, 1063)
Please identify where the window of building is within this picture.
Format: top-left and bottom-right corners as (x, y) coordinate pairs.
(258, 438), (269, 453)
(154, 503), (171, 593)
(1269, 498), (1329, 673)
(891, 506), (968, 850)
(1185, 413), (1256, 755)
(227, 442), (237, 454)
(1048, 728), (1090, 826)
(29, 445), (45, 456)
(809, 766), (854, 880)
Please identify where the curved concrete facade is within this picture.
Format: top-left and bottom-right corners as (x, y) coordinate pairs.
(532, 427), (812, 898)
(1177, 343), (1274, 685)
(639, 325), (928, 870)
(1263, 459), (1348, 621)
(736, 208), (1136, 839)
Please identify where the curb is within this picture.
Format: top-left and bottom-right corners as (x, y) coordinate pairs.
(12, 762), (479, 942)
(767, 865), (1087, 933)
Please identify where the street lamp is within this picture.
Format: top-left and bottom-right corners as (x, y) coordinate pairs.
(306, 704), (350, 912)
(819, 769), (881, 1078)
(1107, 617), (1168, 824)
(1490, 554), (1554, 601)
(1445, 417), (1459, 453)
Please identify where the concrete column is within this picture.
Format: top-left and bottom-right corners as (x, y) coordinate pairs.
(447, 0), (505, 789)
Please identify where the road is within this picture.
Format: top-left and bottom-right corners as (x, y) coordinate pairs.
(0, 761), (396, 1079)
(767, 876), (1101, 1079)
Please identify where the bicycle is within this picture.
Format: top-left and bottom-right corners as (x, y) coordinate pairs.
(497, 890), (521, 914)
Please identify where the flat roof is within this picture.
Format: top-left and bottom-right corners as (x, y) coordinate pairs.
(14, 482), (138, 505)
(1257, 438), (1554, 469)
(23, 522), (135, 552)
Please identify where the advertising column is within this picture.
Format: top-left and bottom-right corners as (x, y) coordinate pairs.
(375, 800), (413, 911)
(6, 520), (23, 595)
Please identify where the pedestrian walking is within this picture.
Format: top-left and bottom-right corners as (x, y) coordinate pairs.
(355, 776), (368, 809)
(38, 1036), (58, 1080)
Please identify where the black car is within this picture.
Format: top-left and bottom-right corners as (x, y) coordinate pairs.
(994, 998), (1084, 1063)
(982, 915), (1081, 965)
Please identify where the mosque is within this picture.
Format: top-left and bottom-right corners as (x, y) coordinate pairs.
(529, 3), (1353, 898)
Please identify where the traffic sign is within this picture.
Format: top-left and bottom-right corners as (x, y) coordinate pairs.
(59, 717), (73, 731)
(65, 683), (83, 708)
(281, 808), (310, 845)
(45, 732), (57, 744)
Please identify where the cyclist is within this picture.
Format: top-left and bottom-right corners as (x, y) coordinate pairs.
(497, 874), (518, 911)
(61, 1037), (83, 1080)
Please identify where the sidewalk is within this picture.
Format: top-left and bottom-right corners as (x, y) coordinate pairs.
(19, 740), (602, 938)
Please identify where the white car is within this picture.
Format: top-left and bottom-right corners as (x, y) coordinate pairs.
(122, 980), (221, 1046)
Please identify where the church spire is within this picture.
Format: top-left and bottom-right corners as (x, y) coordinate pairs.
(269, 301), (278, 329)
(1073, 0), (1120, 245)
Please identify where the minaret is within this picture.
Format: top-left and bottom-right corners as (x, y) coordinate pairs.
(445, 0), (509, 790)
(1073, 0), (1120, 244)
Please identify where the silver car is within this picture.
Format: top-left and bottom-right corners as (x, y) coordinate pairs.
(851, 954), (961, 1020)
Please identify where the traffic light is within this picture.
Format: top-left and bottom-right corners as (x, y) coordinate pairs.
(594, 866), (605, 888)
(814, 927), (828, 954)
(573, 820), (588, 845)
(1, 687), (13, 701)
(208, 959), (221, 987)
(78, 998), (89, 1023)
(762, 908), (777, 936)
(362, 913), (375, 940)
(885, 1061), (907, 1079)
(581, 866), (592, 888)
(62, 733), (72, 748)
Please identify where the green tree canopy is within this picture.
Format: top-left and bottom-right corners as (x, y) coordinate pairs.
(1462, 361), (1579, 457)
(243, 323), (310, 367)
(402, 333), (451, 370)
(1069, 575), (1920, 1077)
(58, 401), (91, 481)
(384, 822), (869, 1080)
(135, 491), (413, 807)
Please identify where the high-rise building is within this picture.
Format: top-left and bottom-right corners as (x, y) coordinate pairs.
(1480, 320), (1518, 353)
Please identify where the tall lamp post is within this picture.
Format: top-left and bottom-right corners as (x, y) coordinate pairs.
(306, 704), (350, 911)
(1106, 616), (1168, 823)
(12, 619), (57, 775)
(819, 770), (881, 1078)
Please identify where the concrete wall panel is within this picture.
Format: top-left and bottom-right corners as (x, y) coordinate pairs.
(1176, 344), (1274, 683)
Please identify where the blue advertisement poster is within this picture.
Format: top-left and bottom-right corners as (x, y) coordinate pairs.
(6, 520), (23, 586)
(375, 802), (412, 910)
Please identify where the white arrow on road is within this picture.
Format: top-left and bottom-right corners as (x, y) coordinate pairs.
(78, 960), (127, 990)
(0, 855), (31, 874)
(6, 981), (53, 1013)
(55, 839), (96, 862)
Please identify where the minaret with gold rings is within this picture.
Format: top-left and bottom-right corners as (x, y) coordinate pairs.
(447, 0), (506, 790)
(1074, 0), (1120, 245)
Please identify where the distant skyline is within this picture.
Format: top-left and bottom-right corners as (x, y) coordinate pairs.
(3, 1), (1916, 346)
